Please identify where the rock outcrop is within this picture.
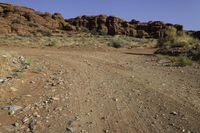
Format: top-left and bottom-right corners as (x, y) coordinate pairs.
(0, 2), (198, 39)
(67, 15), (183, 38)
(0, 3), (75, 35)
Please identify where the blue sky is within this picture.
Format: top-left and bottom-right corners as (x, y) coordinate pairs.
(1, 0), (199, 30)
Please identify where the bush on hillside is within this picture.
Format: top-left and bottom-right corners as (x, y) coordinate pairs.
(98, 29), (108, 36)
(108, 37), (127, 48)
(176, 56), (193, 66)
(157, 26), (200, 62)
(158, 26), (199, 48)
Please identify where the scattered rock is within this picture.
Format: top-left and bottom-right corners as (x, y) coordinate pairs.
(28, 119), (37, 132)
(33, 112), (40, 118)
(5, 122), (20, 131)
(22, 117), (29, 124)
(23, 105), (32, 112)
(1, 105), (23, 115)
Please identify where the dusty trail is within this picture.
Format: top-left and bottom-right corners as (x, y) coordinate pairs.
(0, 47), (200, 133)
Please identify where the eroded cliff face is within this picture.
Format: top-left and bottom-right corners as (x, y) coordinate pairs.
(0, 2), (198, 39)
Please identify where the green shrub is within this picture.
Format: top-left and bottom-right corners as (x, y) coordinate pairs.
(45, 39), (57, 47)
(90, 28), (99, 35)
(98, 29), (108, 36)
(81, 27), (90, 33)
(90, 28), (108, 36)
(176, 56), (192, 66)
(108, 38), (127, 48)
(37, 29), (52, 36)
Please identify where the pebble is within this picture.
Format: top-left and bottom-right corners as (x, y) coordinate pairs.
(113, 98), (118, 102)
(1, 105), (23, 115)
(66, 127), (73, 132)
(33, 112), (40, 117)
(22, 117), (29, 124)
(30, 81), (36, 84)
(14, 122), (19, 127)
(80, 129), (85, 132)
(104, 129), (109, 133)
(170, 111), (178, 115)
(28, 120), (37, 132)
(10, 87), (17, 92)
(0, 78), (5, 83)
(51, 96), (60, 101)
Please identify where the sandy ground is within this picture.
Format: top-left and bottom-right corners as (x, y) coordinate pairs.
(0, 46), (200, 133)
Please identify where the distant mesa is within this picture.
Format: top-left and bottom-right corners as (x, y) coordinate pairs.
(0, 2), (199, 39)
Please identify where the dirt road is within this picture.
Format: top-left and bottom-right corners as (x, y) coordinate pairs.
(0, 47), (200, 133)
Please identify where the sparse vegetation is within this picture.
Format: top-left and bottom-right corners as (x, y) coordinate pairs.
(157, 26), (200, 62)
(108, 37), (127, 48)
(81, 27), (90, 33)
(98, 29), (108, 36)
(176, 56), (193, 66)
(26, 57), (33, 65)
(0, 35), (157, 48)
(90, 28), (99, 35)
(0, 51), (18, 77)
(31, 67), (42, 74)
(158, 26), (199, 48)
(36, 29), (52, 36)
(45, 39), (57, 47)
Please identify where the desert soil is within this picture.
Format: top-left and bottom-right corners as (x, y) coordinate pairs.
(0, 46), (200, 133)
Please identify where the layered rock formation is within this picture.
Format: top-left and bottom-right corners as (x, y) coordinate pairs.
(0, 2), (198, 39)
